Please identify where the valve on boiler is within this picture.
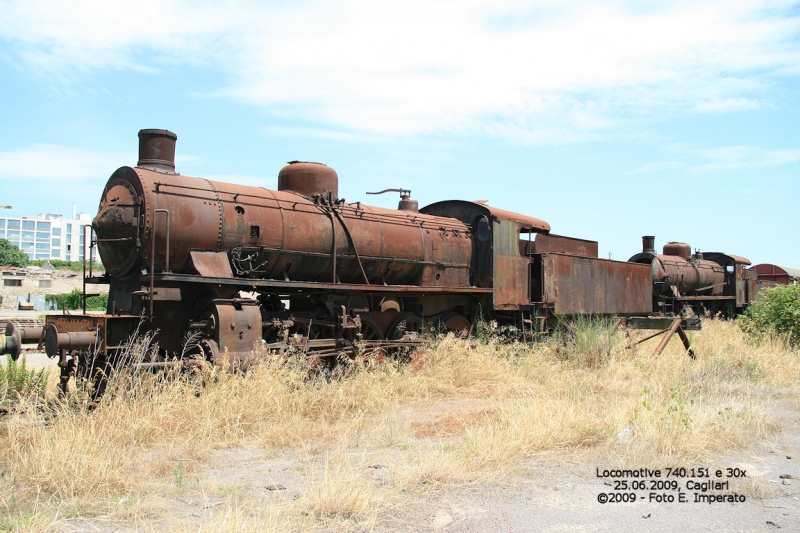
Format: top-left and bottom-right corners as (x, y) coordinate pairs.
(366, 188), (418, 212)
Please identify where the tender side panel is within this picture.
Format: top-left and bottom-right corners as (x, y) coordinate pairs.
(540, 254), (651, 315)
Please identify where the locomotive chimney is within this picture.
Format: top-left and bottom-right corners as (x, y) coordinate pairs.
(642, 236), (655, 254)
(137, 129), (178, 174)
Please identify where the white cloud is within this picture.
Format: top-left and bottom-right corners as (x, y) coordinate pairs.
(693, 145), (800, 173)
(2, 0), (799, 141)
(0, 145), (126, 181)
(695, 98), (762, 113)
(628, 144), (800, 174)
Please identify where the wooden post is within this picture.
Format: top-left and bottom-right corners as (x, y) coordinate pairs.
(652, 317), (682, 357)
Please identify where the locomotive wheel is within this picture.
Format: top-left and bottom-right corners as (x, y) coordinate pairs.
(307, 322), (336, 341)
(439, 313), (472, 337)
(75, 353), (111, 400)
(179, 338), (220, 393)
(357, 317), (384, 341)
(348, 317), (386, 363)
(198, 339), (220, 363)
(388, 313), (423, 340)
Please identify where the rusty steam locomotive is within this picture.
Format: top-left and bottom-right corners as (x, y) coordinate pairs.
(0, 129), (762, 387)
(629, 237), (757, 318)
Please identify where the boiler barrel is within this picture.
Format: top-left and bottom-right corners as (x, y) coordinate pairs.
(651, 255), (725, 296)
(94, 167), (473, 286)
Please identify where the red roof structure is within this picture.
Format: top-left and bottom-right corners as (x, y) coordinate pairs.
(749, 264), (800, 285)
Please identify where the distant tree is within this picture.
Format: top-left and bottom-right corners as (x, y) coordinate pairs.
(0, 239), (28, 267)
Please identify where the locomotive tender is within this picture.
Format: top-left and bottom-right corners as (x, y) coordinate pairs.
(5, 129), (755, 386)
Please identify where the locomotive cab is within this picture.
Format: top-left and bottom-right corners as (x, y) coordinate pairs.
(421, 200), (551, 309)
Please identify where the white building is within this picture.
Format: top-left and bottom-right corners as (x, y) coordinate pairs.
(0, 211), (96, 261)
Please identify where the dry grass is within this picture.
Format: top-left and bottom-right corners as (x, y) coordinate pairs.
(0, 318), (798, 531)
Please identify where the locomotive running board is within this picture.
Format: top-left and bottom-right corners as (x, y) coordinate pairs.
(618, 317), (701, 359)
(142, 273), (494, 294)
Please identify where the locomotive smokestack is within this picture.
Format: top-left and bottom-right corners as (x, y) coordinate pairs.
(642, 236), (655, 254)
(137, 129), (178, 174)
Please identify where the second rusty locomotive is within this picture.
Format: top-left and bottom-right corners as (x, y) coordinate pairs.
(629, 236), (756, 317)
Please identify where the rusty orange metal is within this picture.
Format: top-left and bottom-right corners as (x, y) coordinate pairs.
(535, 253), (652, 316)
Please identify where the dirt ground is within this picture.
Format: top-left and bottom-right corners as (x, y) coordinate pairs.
(419, 409), (800, 533)
(47, 394), (798, 532)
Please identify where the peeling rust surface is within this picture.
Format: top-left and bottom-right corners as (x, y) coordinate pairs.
(541, 254), (652, 316)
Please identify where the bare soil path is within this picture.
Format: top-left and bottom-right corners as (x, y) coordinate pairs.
(81, 397), (796, 532)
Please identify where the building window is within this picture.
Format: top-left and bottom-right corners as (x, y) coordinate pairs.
(21, 231), (34, 241)
(37, 221), (51, 231)
(51, 248), (60, 258)
(3, 279), (22, 287)
(7, 220), (20, 229)
(38, 279), (52, 288)
(52, 238), (61, 247)
(36, 242), (49, 251)
(22, 220), (34, 230)
(79, 234), (84, 245)
(35, 253), (49, 260)
(52, 227), (61, 236)
(20, 242), (34, 251)
(36, 232), (50, 242)
(6, 230), (19, 241)
(0, 219), (4, 229)
(66, 223), (72, 233)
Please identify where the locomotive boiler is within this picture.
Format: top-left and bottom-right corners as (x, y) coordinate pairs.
(95, 131), (474, 287)
(28, 128), (666, 391)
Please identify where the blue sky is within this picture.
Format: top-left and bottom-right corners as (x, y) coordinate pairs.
(1, 0), (798, 266)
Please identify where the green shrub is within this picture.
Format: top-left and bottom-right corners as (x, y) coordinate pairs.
(738, 284), (800, 345)
(552, 315), (621, 366)
(1, 355), (49, 409)
(45, 289), (108, 312)
(0, 238), (28, 267)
